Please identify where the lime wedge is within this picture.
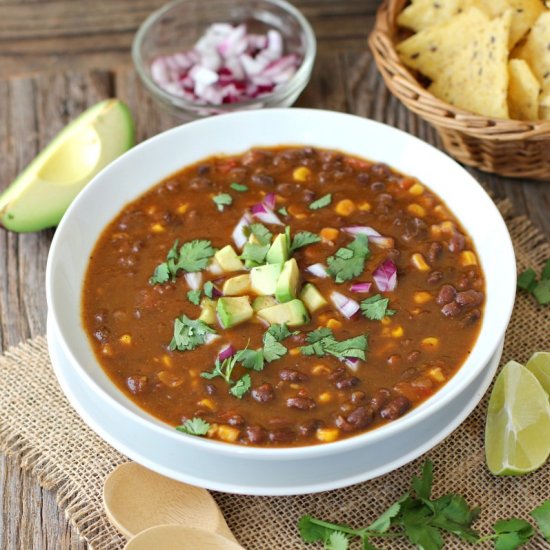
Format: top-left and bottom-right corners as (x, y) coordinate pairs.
(485, 360), (550, 475)
(526, 351), (550, 396)
(0, 99), (134, 232)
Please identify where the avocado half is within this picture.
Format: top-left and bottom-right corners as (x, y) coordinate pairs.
(0, 99), (135, 232)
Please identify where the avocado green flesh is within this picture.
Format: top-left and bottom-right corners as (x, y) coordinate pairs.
(266, 233), (289, 264)
(0, 99), (134, 232)
(217, 297), (253, 329)
(275, 258), (300, 303)
(300, 283), (328, 313)
(257, 299), (310, 327)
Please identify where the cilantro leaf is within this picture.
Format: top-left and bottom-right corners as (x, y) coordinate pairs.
(517, 260), (550, 305)
(327, 234), (371, 283)
(230, 373), (251, 399)
(169, 315), (217, 351)
(278, 206), (289, 217)
(517, 268), (537, 292)
(149, 262), (170, 284)
(248, 223), (273, 245)
(300, 328), (368, 360)
(299, 516), (333, 543)
(213, 193), (232, 211)
(266, 323), (294, 341)
(262, 332), (288, 362)
(309, 193), (332, 210)
(201, 355), (238, 383)
(531, 500), (550, 541)
(187, 289), (202, 305)
(533, 279), (550, 305)
(367, 498), (406, 533)
(203, 281), (214, 299)
(236, 349), (265, 371)
(493, 518), (535, 550)
(360, 294), (396, 321)
(176, 417), (210, 436)
(230, 182), (248, 192)
(412, 459), (433, 500)
(290, 231), (321, 252)
(326, 531), (349, 550)
(542, 259), (550, 280)
(430, 494), (480, 543)
(240, 243), (270, 266)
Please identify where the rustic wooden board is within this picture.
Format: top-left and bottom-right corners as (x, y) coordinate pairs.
(0, 1), (549, 547)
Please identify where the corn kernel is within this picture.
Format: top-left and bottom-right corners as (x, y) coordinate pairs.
(288, 204), (307, 219)
(460, 251), (478, 266)
(326, 318), (343, 330)
(207, 423), (219, 438)
(293, 166), (312, 182)
(409, 183), (424, 196)
(335, 199), (356, 216)
(197, 398), (217, 412)
(188, 369), (198, 379)
(101, 344), (113, 357)
(399, 177), (415, 190)
(177, 203), (189, 214)
(430, 225), (442, 238)
(289, 348), (301, 356)
(422, 337), (439, 349)
(414, 291), (432, 304)
(358, 201), (371, 212)
(391, 326), (404, 338)
(118, 334), (132, 345)
(433, 205), (448, 219)
(290, 383), (301, 390)
(320, 227), (339, 242)
(440, 221), (455, 234)
(161, 354), (172, 368)
(411, 253), (430, 271)
(318, 392), (332, 404)
(146, 205), (157, 216)
(158, 371), (183, 388)
(407, 203), (426, 217)
(312, 364), (331, 376)
(316, 428), (340, 442)
(218, 425), (240, 443)
(150, 223), (165, 234)
(428, 367), (445, 383)
(381, 316), (392, 326)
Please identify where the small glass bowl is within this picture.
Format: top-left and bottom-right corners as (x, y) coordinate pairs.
(132, 0), (316, 120)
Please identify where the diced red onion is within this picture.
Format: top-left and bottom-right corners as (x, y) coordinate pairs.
(369, 236), (395, 249)
(330, 291), (360, 319)
(373, 259), (397, 292)
(150, 23), (301, 105)
(343, 226), (381, 237)
(350, 282), (372, 293)
(306, 263), (328, 278)
(210, 284), (223, 298)
(184, 272), (203, 290)
(218, 344), (235, 361)
(344, 357), (360, 372)
(204, 333), (220, 344)
(232, 213), (251, 249)
(263, 192), (277, 210)
(251, 203), (283, 226)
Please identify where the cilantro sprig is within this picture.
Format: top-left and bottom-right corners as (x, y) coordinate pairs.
(309, 193), (332, 210)
(517, 259), (550, 305)
(360, 294), (396, 321)
(230, 182), (248, 192)
(150, 239), (215, 284)
(299, 460), (550, 549)
(300, 327), (367, 361)
(169, 315), (217, 352)
(212, 193), (233, 211)
(176, 417), (210, 436)
(187, 289), (202, 305)
(290, 230), (321, 252)
(327, 234), (371, 283)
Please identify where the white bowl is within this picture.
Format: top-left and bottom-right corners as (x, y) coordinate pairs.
(46, 109), (516, 489)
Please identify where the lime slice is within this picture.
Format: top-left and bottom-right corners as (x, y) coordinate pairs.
(526, 351), (550, 396)
(0, 99), (134, 232)
(485, 360), (550, 475)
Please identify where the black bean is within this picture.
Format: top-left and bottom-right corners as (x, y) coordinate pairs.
(437, 284), (457, 305)
(286, 396), (316, 411)
(93, 327), (110, 343)
(350, 391), (366, 404)
(407, 351), (421, 363)
(457, 273), (470, 290)
(380, 396), (410, 420)
(427, 271), (443, 285)
(226, 414), (245, 427)
(335, 415), (355, 432)
(455, 289), (483, 308)
(371, 163), (391, 178)
(268, 428), (296, 443)
(298, 419), (320, 438)
(246, 425), (266, 444)
(441, 301), (461, 317)
(229, 167), (247, 181)
(357, 172), (370, 184)
(462, 309), (481, 326)
(93, 309), (108, 324)
(328, 367), (346, 382)
(251, 174), (275, 187)
(196, 164), (211, 176)
(335, 377), (360, 390)
(188, 177), (212, 190)
(347, 405), (374, 429)
(428, 241), (443, 263)
(386, 248), (401, 262)
(280, 369), (308, 382)
(371, 181), (386, 192)
(303, 190), (316, 203)
(205, 383), (217, 395)
(448, 232), (466, 253)
(251, 383), (275, 403)
(376, 192), (393, 204)
(402, 217), (428, 242)
(276, 182), (301, 196)
(127, 375), (148, 394)
(370, 388), (391, 413)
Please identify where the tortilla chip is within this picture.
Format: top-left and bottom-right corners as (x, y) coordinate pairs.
(397, 7), (490, 79)
(516, 12), (550, 108)
(473, 0), (544, 47)
(428, 10), (512, 118)
(508, 59), (541, 120)
(397, 0), (469, 32)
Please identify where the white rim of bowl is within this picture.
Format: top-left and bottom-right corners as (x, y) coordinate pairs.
(46, 108), (517, 461)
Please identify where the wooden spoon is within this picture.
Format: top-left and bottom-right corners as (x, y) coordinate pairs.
(103, 462), (236, 542)
(124, 525), (244, 550)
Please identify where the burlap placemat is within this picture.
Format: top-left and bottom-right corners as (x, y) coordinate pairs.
(0, 199), (549, 550)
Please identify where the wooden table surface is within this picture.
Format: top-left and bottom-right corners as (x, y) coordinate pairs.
(0, 1), (548, 548)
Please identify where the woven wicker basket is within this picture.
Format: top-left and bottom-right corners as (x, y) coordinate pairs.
(369, 0), (550, 181)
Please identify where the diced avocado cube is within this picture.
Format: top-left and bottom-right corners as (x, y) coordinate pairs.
(217, 297), (253, 329)
(266, 233), (289, 264)
(252, 295), (278, 312)
(198, 297), (217, 325)
(215, 245), (244, 272)
(222, 274), (251, 296)
(257, 299), (310, 327)
(275, 258), (300, 303)
(250, 262), (283, 295)
(300, 283), (328, 313)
